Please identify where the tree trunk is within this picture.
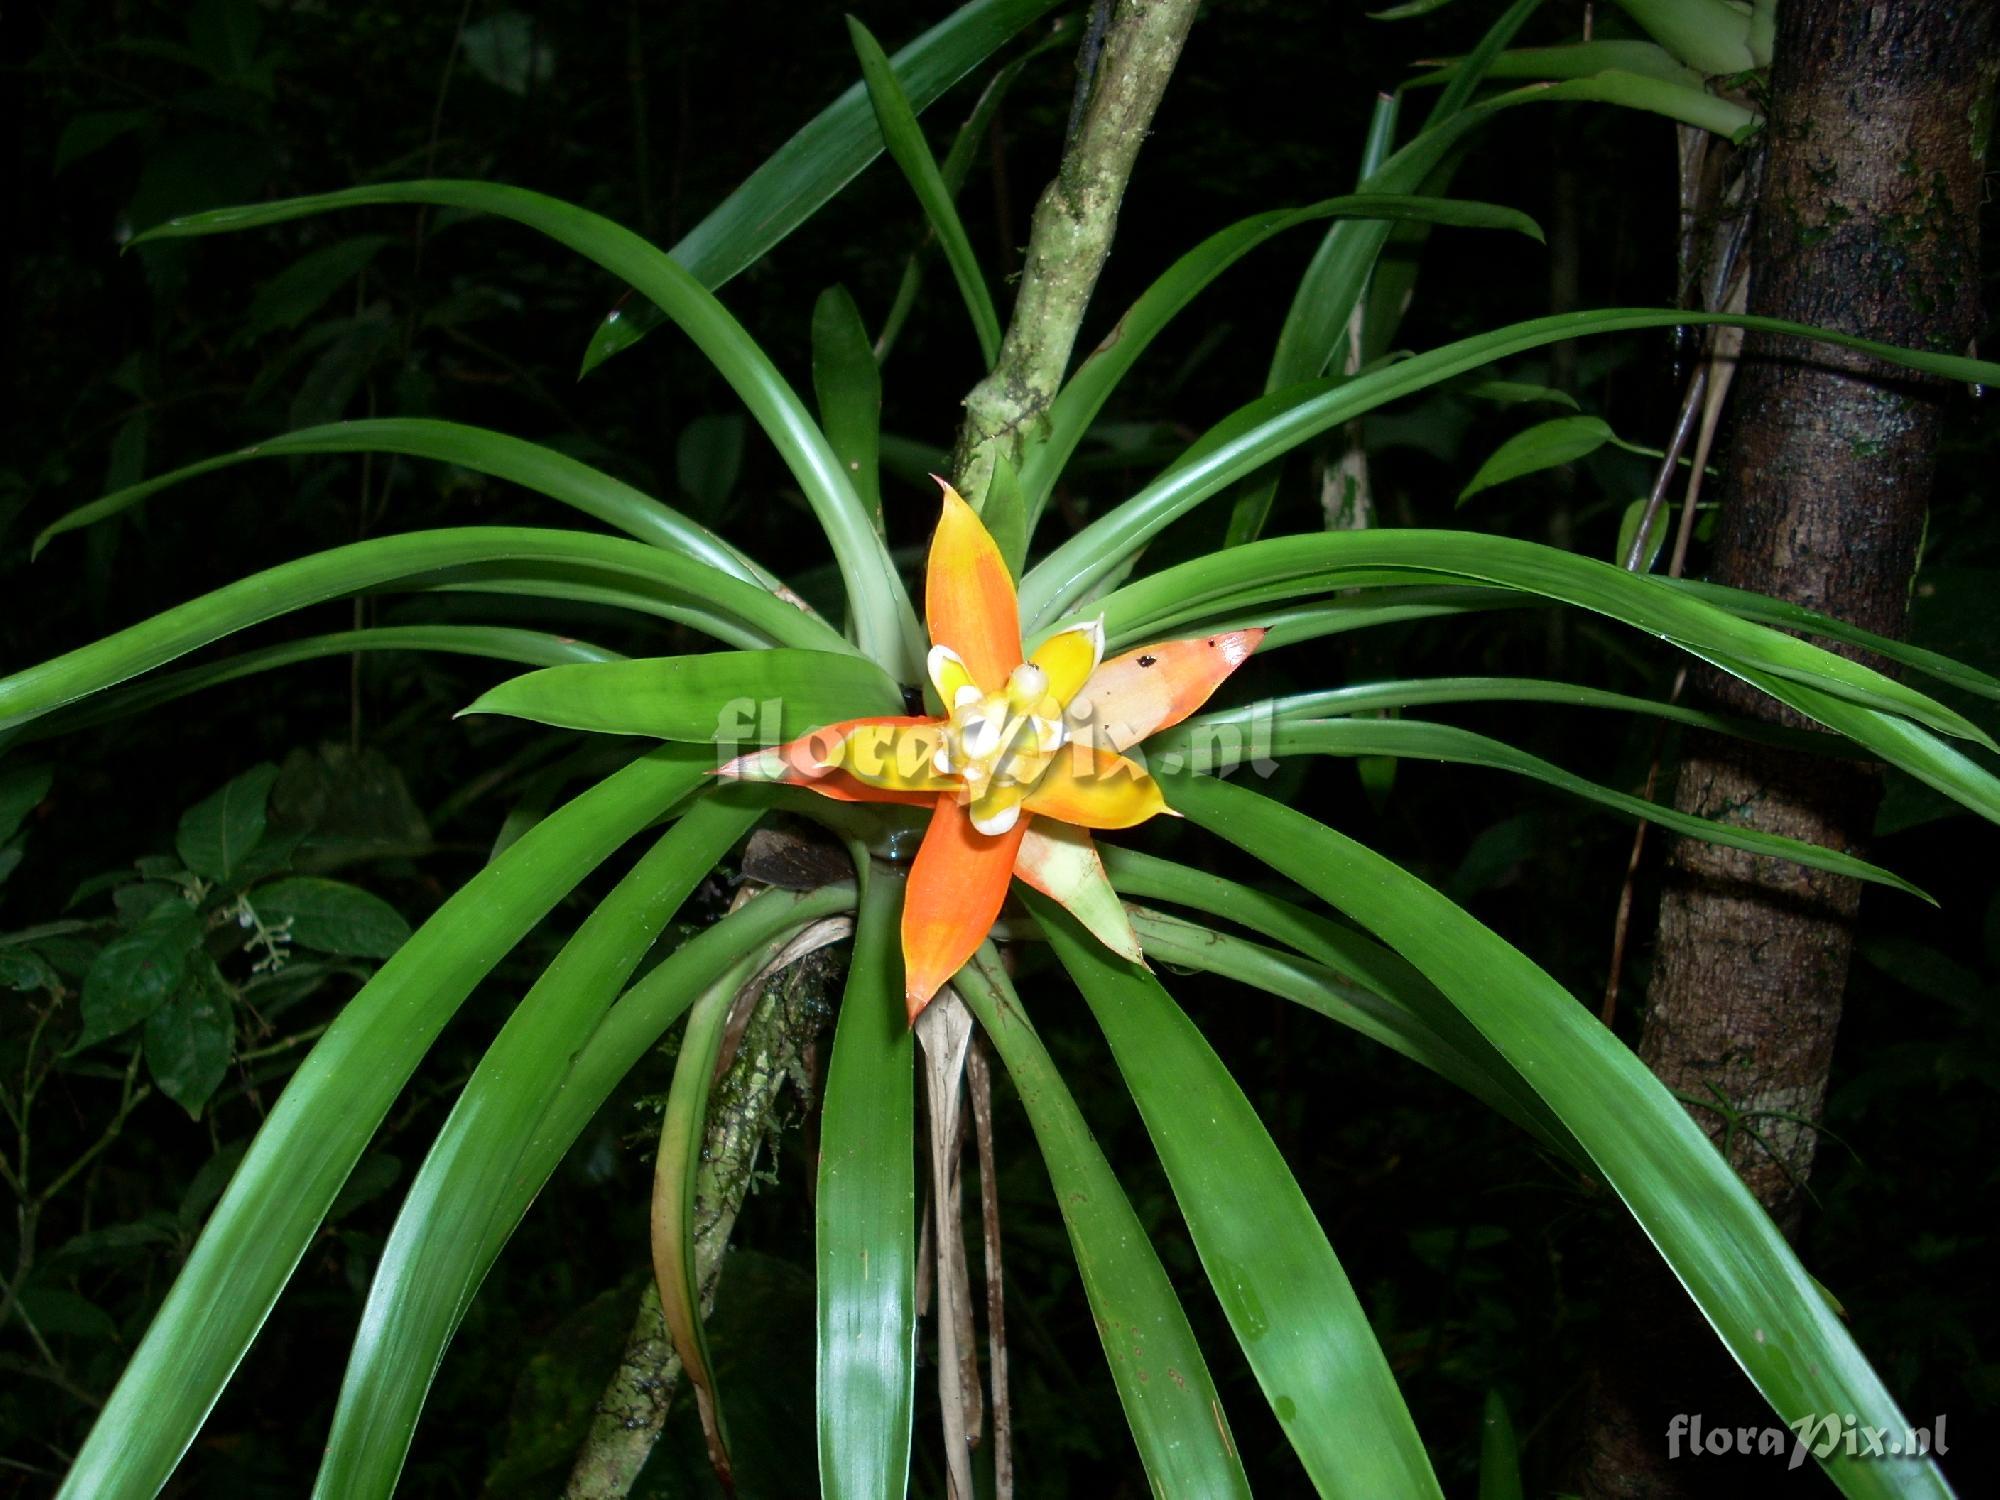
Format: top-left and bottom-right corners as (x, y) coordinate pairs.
(1577, 2), (1993, 1494)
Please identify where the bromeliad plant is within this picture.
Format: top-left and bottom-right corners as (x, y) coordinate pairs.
(7, 2), (2000, 1497)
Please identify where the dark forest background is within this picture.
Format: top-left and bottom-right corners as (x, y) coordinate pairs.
(3, 2), (1995, 1495)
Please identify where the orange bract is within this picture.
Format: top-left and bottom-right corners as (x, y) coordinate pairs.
(717, 478), (1265, 1020)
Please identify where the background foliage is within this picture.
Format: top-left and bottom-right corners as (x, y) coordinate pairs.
(3, 0), (1995, 1493)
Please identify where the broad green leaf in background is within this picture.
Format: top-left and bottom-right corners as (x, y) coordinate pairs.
(676, 413), (748, 521)
(75, 899), (205, 1051)
(459, 11), (556, 96)
(1463, 377), (1581, 408)
(253, 877), (411, 959)
(1168, 772), (1950, 1500)
(1032, 892), (1445, 1500)
(459, 650), (903, 744)
(1615, 496), (1671, 571)
(816, 868), (916, 1500)
(176, 763), (280, 886)
(52, 108), (153, 174)
(0, 762), (53, 843)
(144, 961), (234, 1117)
(240, 235), (393, 341)
(1457, 414), (1614, 501)
(848, 16), (1002, 366)
(952, 949), (1253, 1496)
(55, 748), (710, 1500)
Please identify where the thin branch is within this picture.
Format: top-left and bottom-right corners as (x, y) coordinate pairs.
(951, 0), (1202, 504)
(967, 1038), (1012, 1499)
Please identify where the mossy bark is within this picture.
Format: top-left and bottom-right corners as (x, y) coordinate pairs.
(562, 943), (841, 1499)
(951, 0), (1201, 505)
(1577, 3), (1995, 1495)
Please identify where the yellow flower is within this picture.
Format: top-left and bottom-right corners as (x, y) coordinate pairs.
(720, 480), (1262, 1020)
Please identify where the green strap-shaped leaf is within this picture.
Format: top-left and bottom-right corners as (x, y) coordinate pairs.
(133, 181), (921, 675)
(1711, 653), (2000, 828)
(460, 649), (904, 743)
(1226, 0), (1543, 545)
(0, 526), (850, 734)
(31, 418), (787, 593)
(1098, 846), (1576, 1161)
(1412, 38), (1702, 89)
(474, 883), (859, 1360)
(1153, 715), (1926, 897)
(1019, 191), (1541, 527)
(313, 796), (758, 1498)
(1478, 1389), (1525, 1500)
(952, 948), (1253, 1497)
(410, 559), (786, 648)
(583, 0), (1066, 373)
(1267, 9), (1531, 383)
(1511, 70), (1760, 140)
(1668, 576), (2000, 703)
(1182, 587), (1527, 651)
(1022, 309), (2000, 626)
(650, 881), (759, 1487)
(7, 627), (618, 747)
(1614, 0), (1759, 75)
(316, 892), (852, 1500)
(1123, 904), (1572, 1153)
(56, 747), (712, 1500)
(1029, 890), (1445, 1500)
(874, 28), (1063, 365)
(817, 868), (916, 1499)
(849, 16), (1002, 366)
(1061, 528), (1992, 747)
(315, 898), (852, 1500)
(812, 286), (885, 535)
(1167, 770), (1950, 1500)
(1180, 675), (1854, 756)
(983, 450), (1028, 578)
